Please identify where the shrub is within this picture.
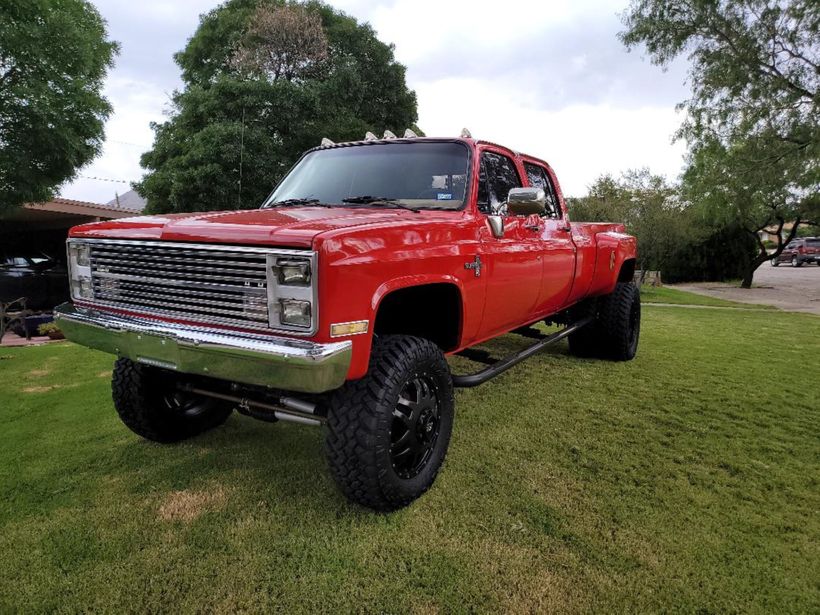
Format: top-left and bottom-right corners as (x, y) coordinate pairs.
(37, 322), (63, 338)
(663, 224), (757, 283)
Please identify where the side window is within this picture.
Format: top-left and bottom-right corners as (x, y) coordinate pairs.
(477, 152), (521, 214)
(524, 162), (559, 218)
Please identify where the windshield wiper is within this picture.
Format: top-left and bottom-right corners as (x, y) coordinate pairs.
(263, 198), (327, 208)
(341, 195), (419, 213)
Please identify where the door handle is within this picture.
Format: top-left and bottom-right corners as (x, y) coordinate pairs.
(524, 224), (541, 231)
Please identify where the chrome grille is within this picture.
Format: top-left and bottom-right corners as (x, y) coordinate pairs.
(88, 241), (271, 329)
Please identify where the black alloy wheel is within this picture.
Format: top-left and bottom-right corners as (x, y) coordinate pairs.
(112, 358), (233, 443)
(161, 389), (217, 419)
(390, 375), (442, 479)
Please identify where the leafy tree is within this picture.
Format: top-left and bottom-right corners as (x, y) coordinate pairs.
(137, 0), (419, 214)
(568, 169), (697, 279)
(0, 0), (117, 211)
(621, 0), (819, 287)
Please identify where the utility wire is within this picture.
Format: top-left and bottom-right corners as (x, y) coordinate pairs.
(79, 174), (131, 184)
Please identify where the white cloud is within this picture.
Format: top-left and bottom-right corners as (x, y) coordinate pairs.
(414, 77), (686, 195)
(61, 0), (689, 203)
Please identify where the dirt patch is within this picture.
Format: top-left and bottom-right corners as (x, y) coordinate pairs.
(22, 383), (78, 393)
(28, 368), (51, 377)
(158, 485), (228, 522)
(97, 370), (111, 378)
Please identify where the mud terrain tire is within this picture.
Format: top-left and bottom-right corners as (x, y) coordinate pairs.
(568, 282), (640, 361)
(324, 335), (455, 511)
(112, 358), (233, 443)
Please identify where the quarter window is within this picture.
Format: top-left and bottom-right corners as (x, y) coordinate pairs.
(477, 152), (521, 214)
(524, 163), (559, 218)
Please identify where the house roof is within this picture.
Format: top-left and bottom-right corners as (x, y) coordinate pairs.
(19, 195), (143, 220)
(105, 190), (146, 214)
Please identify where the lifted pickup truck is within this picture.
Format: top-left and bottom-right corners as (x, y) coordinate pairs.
(56, 133), (639, 510)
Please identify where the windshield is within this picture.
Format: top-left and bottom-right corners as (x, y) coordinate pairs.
(263, 141), (470, 210)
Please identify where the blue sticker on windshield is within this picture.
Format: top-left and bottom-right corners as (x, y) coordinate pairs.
(437, 193), (453, 200)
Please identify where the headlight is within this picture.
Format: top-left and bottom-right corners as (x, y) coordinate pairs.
(67, 240), (93, 300)
(275, 258), (311, 286)
(70, 243), (90, 267)
(279, 299), (312, 327)
(71, 277), (94, 299)
(266, 252), (317, 333)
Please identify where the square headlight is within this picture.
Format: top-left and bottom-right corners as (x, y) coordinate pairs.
(279, 299), (312, 327)
(71, 243), (91, 267)
(71, 276), (94, 299)
(275, 258), (311, 286)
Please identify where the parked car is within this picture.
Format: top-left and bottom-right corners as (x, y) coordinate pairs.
(55, 133), (639, 511)
(771, 237), (820, 267)
(0, 251), (69, 309)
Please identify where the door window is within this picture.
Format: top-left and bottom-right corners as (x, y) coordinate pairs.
(523, 163), (559, 218)
(477, 152), (521, 214)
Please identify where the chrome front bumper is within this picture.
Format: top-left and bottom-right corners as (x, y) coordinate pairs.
(54, 303), (352, 393)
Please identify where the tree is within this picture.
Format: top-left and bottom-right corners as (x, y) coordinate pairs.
(621, 0), (819, 287)
(136, 0), (419, 214)
(230, 4), (328, 81)
(0, 0), (117, 211)
(568, 169), (695, 279)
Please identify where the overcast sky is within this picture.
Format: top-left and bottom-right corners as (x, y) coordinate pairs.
(61, 0), (691, 204)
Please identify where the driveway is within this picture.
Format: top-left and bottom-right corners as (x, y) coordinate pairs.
(672, 262), (820, 315)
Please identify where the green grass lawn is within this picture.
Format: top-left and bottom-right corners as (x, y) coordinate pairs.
(1, 306), (818, 612)
(640, 285), (776, 309)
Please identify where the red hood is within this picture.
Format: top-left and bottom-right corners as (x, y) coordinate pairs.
(69, 207), (422, 248)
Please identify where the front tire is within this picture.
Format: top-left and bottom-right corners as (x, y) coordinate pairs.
(771, 258), (779, 267)
(792, 256), (802, 267)
(324, 335), (455, 511)
(112, 358), (233, 443)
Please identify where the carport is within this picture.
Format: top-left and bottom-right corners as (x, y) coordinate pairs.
(0, 194), (145, 336)
(0, 195), (143, 257)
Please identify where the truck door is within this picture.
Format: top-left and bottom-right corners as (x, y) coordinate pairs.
(522, 162), (575, 314)
(476, 150), (542, 336)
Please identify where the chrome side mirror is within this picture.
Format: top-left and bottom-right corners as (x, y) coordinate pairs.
(487, 215), (504, 238)
(507, 187), (546, 216)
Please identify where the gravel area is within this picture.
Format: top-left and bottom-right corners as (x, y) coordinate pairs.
(673, 261), (820, 315)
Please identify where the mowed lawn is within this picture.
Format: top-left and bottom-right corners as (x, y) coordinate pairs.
(1, 301), (818, 612)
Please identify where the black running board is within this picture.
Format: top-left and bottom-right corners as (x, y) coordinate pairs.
(452, 317), (593, 388)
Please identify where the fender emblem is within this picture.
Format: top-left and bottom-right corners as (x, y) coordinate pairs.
(465, 255), (482, 277)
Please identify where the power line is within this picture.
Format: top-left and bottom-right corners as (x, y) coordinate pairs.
(78, 174), (131, 184)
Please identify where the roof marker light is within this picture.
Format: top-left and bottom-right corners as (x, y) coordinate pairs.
(403, 129), (418, 138)
(460, 127), (472, 138)
(383, 130), (397, 139)
(321, 137), (334, 146)
(364, 131), (377, 141)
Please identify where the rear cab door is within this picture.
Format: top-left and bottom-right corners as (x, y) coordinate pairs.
(520, 158), (576, 314)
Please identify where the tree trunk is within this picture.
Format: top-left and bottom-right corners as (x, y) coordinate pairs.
(741, 217), (801, 288)
(741, 252), (770, 288)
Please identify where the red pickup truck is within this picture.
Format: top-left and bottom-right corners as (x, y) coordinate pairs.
(56, 134), (639, 510)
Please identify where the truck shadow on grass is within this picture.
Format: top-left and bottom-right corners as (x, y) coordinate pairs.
(107, 334), (587, 520)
